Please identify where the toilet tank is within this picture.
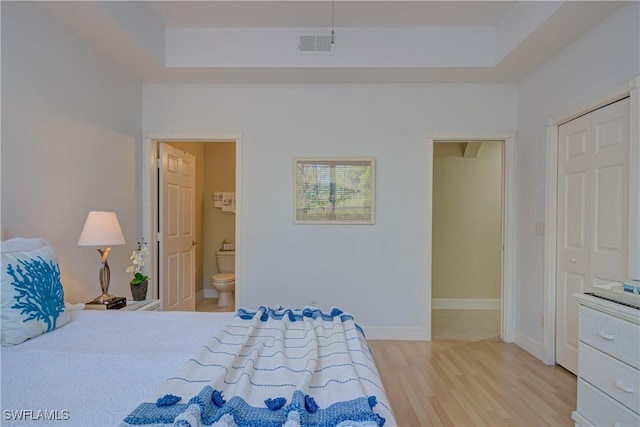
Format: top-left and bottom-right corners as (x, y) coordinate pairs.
(215, 251), (235, 273)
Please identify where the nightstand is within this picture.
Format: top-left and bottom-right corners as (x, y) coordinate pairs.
(122, 299), (161, 311)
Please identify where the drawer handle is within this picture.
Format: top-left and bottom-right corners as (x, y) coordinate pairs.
(597, 331), (615, 340)
(615, 380), (635, 393)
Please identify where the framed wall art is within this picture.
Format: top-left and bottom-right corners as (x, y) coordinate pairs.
(294, 158), (375, 224)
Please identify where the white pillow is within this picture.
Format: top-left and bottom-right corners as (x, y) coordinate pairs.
(1, 238), (71, 345)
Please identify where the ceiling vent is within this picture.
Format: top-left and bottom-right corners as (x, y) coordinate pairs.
(298, 35), (333, 53)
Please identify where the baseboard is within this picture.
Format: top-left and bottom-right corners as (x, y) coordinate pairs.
(515, 331), (547, 362)
(361, 326), (428, 341)
(203, 288), (218, 299)
(432, 298), (500, 310)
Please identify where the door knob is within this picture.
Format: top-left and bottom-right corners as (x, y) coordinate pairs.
(571, 257), (577, 263)
(192, 240), (197, 246)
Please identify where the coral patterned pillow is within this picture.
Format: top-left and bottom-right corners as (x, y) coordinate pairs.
(1, 238), (71, 346)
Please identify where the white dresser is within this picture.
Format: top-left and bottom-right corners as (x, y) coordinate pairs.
(572, 294), (640, 427)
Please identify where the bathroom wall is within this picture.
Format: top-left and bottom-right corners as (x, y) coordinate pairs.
(202, 142), (236, 297)
(166, 141), (205, 294)
(432, 141), (502, 302)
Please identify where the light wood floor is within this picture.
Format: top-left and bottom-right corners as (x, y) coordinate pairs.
(368, 339), (576, 427)
(196, 297), (235, 313)
(195, 302), (575, 425)
(432, 309), (500, 341)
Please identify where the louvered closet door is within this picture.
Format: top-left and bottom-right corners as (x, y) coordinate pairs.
(556, 98), (629, 374)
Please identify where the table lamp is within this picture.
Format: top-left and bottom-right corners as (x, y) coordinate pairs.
(77, 211), (126, 303)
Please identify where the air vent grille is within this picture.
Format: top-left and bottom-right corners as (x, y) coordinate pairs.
(299, 35), (333, 53)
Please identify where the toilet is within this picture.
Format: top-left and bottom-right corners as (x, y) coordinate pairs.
(211, 250), (235, 307)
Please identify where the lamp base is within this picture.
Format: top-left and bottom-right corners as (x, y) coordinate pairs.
(93, 293), (119, 304)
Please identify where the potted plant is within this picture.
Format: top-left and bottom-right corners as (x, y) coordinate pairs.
(126, 240), (149, 301)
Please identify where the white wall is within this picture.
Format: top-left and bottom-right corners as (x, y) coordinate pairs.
(515, 2), (640, 357)
(1, 2), (143, 302)
(166, 27), (495, 68)
(3, 0), (635, 356)
(143, 83), (517, 338)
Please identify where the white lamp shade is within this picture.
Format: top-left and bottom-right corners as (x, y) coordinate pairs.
(77, 211), (126, 246)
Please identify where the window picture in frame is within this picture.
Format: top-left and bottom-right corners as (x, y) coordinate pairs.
(294, 158), (375, 224)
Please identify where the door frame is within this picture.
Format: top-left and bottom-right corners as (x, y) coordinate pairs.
(142, 133), (244, 307)
(426, 132), (517, 342)
(543, 76), (640, 365)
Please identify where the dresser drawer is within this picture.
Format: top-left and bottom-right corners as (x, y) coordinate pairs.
(579, 342), (640, 414)
(580, 305), (640, 369)
(577, 378), (640, 427)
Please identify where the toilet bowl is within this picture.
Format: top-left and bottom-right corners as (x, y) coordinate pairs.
(212, 250), (235, 307)
(211, 273), (235, 307)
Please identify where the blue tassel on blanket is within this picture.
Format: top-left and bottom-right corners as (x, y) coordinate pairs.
(368, 396), (386, 426)
(264, 397), (287, 410)
(330, 307), (343, 316)
(156, 394), (181, 407)
(368, 396), (377, 409)
(212, 390), (226, 407)
(304, 395), (319, 413)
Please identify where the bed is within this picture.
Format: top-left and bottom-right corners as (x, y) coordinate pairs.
(1, 307), (395, 427)
(1, 309), (235, 426)
(1, 238), (395, 426)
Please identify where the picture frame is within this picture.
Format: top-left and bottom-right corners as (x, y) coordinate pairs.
(294, 158), (375, 224)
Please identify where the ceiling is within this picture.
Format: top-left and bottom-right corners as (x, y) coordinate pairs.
(39, 1), (625, 84)
(145, 1), (515, 28)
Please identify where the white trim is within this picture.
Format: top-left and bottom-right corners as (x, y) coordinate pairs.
(142, 132), (244, 308)
(548, 80), (635, 127)
(425, 138), (433, 341)
(145, 132), (244, 142)
(234, 136), (243, 307)
(196, 288), (221, 302)
(203, 288), (218, 299)
(629, 83), (640, 280)
(502, 135), (517, 343)
(362, 326), (428, 341)
(142, 137), (158, 300)
(542, 124), (559, 365)
(426, 132), (517, 343)
(432, 298), (500, 310)
(515, 331), (546, 362)
(543, 76), (640, 366)
(426, 131), (518, 140)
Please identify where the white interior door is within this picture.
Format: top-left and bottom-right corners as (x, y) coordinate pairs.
(160, 143), (196, 311)
(556, 98), (629, 374)
(556, 113), (590, 374)
(590, 100), (629, 287)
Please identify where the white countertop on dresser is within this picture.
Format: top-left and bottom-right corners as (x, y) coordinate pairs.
(575, 293), (640, 325)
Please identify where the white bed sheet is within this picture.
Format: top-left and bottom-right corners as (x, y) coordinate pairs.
(1, 309), (236, 427)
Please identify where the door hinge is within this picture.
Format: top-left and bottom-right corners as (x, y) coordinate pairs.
(156, 158), (161, 168)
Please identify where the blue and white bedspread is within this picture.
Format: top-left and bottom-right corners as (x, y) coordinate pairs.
(121, 306), (395, 427)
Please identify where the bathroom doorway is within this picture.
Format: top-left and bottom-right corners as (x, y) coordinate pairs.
(427, 134), (516, 342)
(143, 134), (242, 312)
